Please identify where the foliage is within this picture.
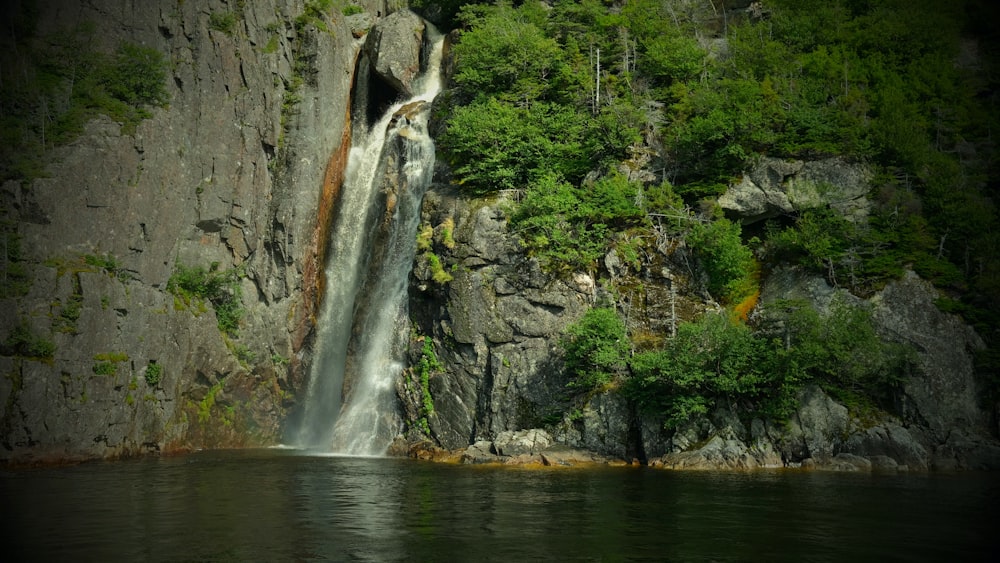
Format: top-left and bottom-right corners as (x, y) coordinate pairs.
(769, 296), (913, 401)
(166, 263), (244, 336)
(627, 294), (913, 429)
(0, 24), (169, 181)
(2, 324), (55, 360)
(510, 172), (647, 272)
(296, 0), (334, 33)
(439, 98), (590, 194)
(341, 4), (364, 17)
(92, 352), (128, 376)
(687, 218), (758, 303)
(425, 252), (453, 285)
(418, 338), (441, 418)
(628, 313), (781, 428)
(209, 11), (239, 35)
(84, 252), (130, 280)
(0, 224), (31, 298)
(561, 307), (629, 391)
(145, 362), (162, 387)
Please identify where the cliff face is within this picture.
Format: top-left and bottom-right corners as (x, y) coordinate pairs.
(0, 0), (393, 463)
(405, 164), (1000, 471)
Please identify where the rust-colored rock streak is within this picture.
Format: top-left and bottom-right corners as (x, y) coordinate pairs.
(295, 103), (354, 354)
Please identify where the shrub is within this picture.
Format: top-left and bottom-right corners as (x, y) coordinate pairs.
(561, 307), (629, 391)
(145, 362), (162, 387)
(209, 11), (238, 35)
(687, 218), (758, 303)
(2, 324), (55, 360)
(167, 263), (244, 336)
(628, 313), (775, 428)
(341, 4), (364, 16)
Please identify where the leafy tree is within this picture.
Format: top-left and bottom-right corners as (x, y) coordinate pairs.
(628, 313), (777, 428)
(561, 307), (629, 391)
(687, 218), (758, 303)
(451, 3), (565, 105)
(439, 99), (589, 194)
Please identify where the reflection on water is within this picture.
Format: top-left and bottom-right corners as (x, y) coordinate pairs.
(3, 449), (999, 562)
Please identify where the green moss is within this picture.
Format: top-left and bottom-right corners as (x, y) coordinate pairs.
(198, 383), (223, 424)
(92, 351), (128, 376)
(426, 252), (453, 285)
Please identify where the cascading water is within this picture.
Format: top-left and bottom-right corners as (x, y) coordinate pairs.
(294, 29), (445, 455)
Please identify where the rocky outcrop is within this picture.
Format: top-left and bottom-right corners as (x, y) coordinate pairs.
(871, 271), (1000, 470)
(404, 167), (1000, 471)
(719, 157), (872, 223)
(363, 10), (426, 96)
(0, 0), (364, 463)
(407, 187), (592, 449)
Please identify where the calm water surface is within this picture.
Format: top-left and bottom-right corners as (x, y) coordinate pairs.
(3, 449), (998, 562)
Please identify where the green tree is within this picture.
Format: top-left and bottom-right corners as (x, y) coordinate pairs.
(687, 218), (757, 303)
(561, 307), (629, 391)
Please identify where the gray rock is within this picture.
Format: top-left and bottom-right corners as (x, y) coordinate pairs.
(717, 174), (794, 223)
(719, 157), (871, 224)
(841, 422), (930, 471)
(461, 440), (498, 464)
(573, 391), (631, 459)
(363, 10), (426, 96)
(778, 385), (849, 463)
(872, 271), (990, 440)
(652, 435), (782, 470)
(494, 428), (553, 456)
(815, 453), (872, 472)
(1, 0), (358, 462)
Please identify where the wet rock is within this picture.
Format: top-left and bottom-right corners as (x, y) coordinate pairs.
(651, 435), (781, 470)
(363, 10), (426, 96)
(816, 453), (872, 472)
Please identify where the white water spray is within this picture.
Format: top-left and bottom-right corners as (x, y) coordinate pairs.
(295, 30), (445, 455)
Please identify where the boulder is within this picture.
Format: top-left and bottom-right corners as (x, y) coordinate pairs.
(651, 435), (781, 470)
(719, 157), (871, 224)
(494, 428), (553, 457)
(841, 422), (930, 471)
(871, 271), (990, 440)
(767, 385), (850, 464)
(363, 10), (426, 96)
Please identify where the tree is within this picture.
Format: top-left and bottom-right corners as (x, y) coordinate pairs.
(561, 307), (629, 391)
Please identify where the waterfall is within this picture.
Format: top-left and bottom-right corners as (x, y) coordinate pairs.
(294, 29), (445, 455)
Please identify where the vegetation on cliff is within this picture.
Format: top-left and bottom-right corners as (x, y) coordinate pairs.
(0, 10), (169, 183)
(433, 0), (1000, 424)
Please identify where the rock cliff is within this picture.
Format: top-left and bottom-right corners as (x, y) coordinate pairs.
(0, 0), (395, 463)
(404, 158), (1000, 471)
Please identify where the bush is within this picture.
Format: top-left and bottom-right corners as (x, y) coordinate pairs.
(167, 263), (244, 336)
(2, 324), (55, 360)
(687, 218), (758, 303)
(145, 362), (162, 387)
(628, 313), (776, 428)
(561, 307), (629, 391)
(209, 12), (238, 35)
(510, 172), (648, 272)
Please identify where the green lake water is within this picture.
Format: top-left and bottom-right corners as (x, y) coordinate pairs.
(3, 448), (998, 561)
